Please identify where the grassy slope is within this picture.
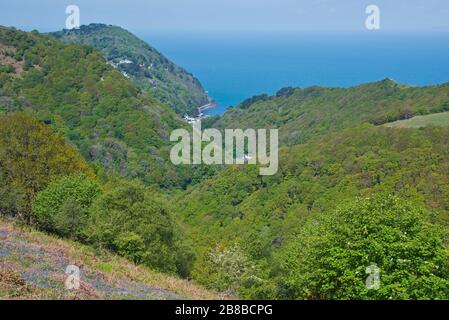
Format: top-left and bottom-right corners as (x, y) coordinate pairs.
(384, 111), (449, 128)
(0, 218), (222, 300)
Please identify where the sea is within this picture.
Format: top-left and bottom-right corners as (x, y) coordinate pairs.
(137, 31), (449, 116)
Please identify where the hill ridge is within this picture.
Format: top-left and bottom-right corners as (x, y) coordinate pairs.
(51, 23), (210, 116)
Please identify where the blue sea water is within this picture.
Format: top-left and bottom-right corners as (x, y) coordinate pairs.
(138, 31), (449, 115)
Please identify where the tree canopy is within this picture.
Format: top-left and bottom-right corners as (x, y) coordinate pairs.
(280, 194), (449, 299)
(0, 112), (93, 222)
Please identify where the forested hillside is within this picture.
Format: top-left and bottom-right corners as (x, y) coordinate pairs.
(0, 26), (206, 188)
(51, 24), (210, 116)
(175, 125), (449, 298)
(210, 79), (449, 145)
(0, 27), (215, 295)
(1, 26), (449, 300)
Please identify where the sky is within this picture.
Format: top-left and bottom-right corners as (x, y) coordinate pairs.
(1, 0), (449, 33)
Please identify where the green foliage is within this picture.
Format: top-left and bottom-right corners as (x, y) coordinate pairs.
(212, 79), (449, 146)
(51, 23), (209, 116)
(192, 243), (261, 296)
(279, 194), (449, 299)
(33, 174), (101, 239)
(0, 64), (15, 74)
(0, 112), (93, 222)
(87, 181), (178, 273)
(174, 243), (197, 279)
(175, 125), (449, 298)
(113, 232), (146, 264)
(0, 171), (24, 216)
(3, 26), (449, 300)
(0, 26), (196, 188)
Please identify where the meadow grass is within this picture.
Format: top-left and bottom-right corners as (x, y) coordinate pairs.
(383, 111), (449, 128)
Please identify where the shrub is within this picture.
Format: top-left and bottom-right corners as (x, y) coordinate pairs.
(0, 112), (94, 222)
(192, 244), (262, 296)
(87, 181), (178, 273)
(114, 232), (146, 264)
(33, 174), (101, 239)
(279, 194), (449, 299)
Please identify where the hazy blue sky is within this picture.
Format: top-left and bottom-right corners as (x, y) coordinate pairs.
(1, 0), (449, 33)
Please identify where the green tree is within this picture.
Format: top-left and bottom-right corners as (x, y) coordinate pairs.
(33, 174), (101, 239)
(0, 113), (94, 222)
(114, 232), (146, 264)
(279, 194), (449, 299)
(87, 181), (178, 273)
(192, 243), (262, 296)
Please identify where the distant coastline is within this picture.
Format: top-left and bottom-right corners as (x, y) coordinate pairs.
(142, 32), (449, 117)
(183, 100), (217, 124)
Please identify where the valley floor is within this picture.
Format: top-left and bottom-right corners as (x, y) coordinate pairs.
(0, 218), (221, 300)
